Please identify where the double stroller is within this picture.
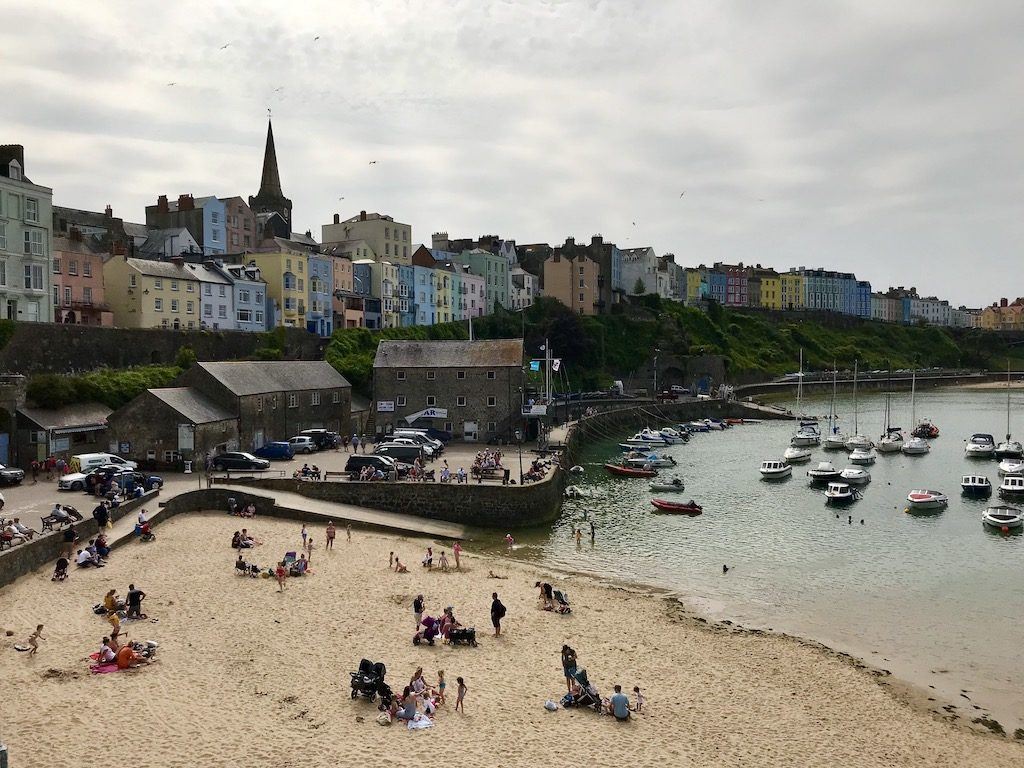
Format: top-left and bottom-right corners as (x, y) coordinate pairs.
(349, 659), (393, 707)
(551, 590), (571, 615)
(413, 616), (441, 646)
(447, 626), (477, 647)
(561, 668), (602, 712)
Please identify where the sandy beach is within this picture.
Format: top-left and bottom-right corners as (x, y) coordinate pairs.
(1, 512), (1021, 767)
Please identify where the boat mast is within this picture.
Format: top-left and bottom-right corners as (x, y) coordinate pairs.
(1006, 359), (1012, 442)
(910, 368), (916, 427)
(830, 361), (837, 434)
(853, 360), (859, 434)
(797, 348), (803, 417)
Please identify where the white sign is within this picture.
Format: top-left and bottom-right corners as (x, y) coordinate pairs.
(377, 400), (396, 412)
(405, 407), (449, 423)
(522, 404), (548, 416)
(177, 423), (195, 451)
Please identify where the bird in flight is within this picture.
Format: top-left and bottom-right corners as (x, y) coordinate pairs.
(273, 86), (284, 92)
(369, 161), (378, 165)
(632, 221), (636, 226)
(220, 43), (230, 50)
(338, 196), (345, 200)
(679, 191), (686, 197)
(314, 36), (320, 41)
(166, 82), (176, 86)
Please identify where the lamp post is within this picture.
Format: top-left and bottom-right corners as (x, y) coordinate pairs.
(514, 429), (524, 485)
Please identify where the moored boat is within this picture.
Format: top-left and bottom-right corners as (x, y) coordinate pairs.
(994, 362), (1023, 460)
(649, 477), (686, 492)
(849, 447), (876, 465)
(624, 454), (677, 469)
(783, 446), (813, 463)
(965, 433), (996, 458)
(840, 467), (871, 485)
(759, 460), (792, 479)
(912, 421), (940, 439)
(961, 475), (992, 497)
(876, 392), (902, 453)
(604, 463), (658, 478)
(982, 505), (1024, 529)
(822, 364), (848, 450)
(824, 482), (862, 504)
(997, 459), (1024, 477)
(650, 498), (703, 515)
(807, 461), (842, 482)
(901, 436), (930, 456)
(906, 489), (948, 510)
(998, 475), (1024, 496)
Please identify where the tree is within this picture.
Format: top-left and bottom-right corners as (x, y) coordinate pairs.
(632, 278), (646, 295)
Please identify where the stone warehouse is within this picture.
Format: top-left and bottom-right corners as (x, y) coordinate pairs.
(372, 339), (524, 442)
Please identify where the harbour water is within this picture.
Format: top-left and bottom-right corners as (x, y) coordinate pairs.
(513, 387), (1024, 732)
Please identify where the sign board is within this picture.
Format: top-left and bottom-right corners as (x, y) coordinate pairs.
(119, 441), (131, 455)
(405, 407), (449, 423)
(522, 404), (548, 416)
(529, 360), (541, 372)
(177, 423), (195, 451)
(377, 400), (396, 412)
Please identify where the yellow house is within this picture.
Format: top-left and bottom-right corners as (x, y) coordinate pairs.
(369, 260), (401, 328)
(684, 267), (705, 305)
(780, 271), (805, 310)
(103, 256), (202, 329)
(247, 237), (309, 327)
(759, 272), (782, 309)
(434, 266), (453, 323)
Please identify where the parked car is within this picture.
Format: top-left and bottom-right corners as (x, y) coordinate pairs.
(382, 436), (436, 457)
(59, 463), (127, 492)
(374, 443), (427, 463)
(656, 390), (679, 401)
(210, 452), (271, 472)
(253, 441), (295, 460)
(396, 427), (451, 444)
(72, 452), (138, 473)
(0, 464), (25, 486)
(391, 430), (444, 453)
(299, 429), (339, 450)
(288, 436), (318, 454)
(109, 470), (163, 493)
(344, 454), (406, 479)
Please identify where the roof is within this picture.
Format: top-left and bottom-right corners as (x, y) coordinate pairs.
(123, 222), (150, 240)
(351, 393), (371, 413)
(374, 339), (524, 369)
(52, 235), (104, 255)
(148, 387), (235, 424)
(123, 257), (198, 280)
(197, 361), (350, 395)
(184, 263), (231, 284)
(139, 228), (199, 256)
(18, 402), (112, 430)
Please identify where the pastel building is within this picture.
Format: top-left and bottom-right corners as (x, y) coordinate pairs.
(714, 262), (749, 307)
(456, 248), (508, 314)
(322, 211), (411, 265)
(217, 261), (269, 332)
(184, 262), (233, 330)
(51, 228), (113, 326)
(219, 196), (258, 252)
(543, 250), (600, 315)
(306, 252), (334, 336)
(331, 254), (364, 329)
(411, 247), (438, 325)
(780, 271), (804, 310)
(0, 144), (54, 322)
(434, 264), (453, 324)
(620, 247), (658, 295)
(509, 266), (536, 311)
(247, 236), (309, 328)
(353, 261), (380, 329)
(398, 264), (414, 326)
(707, 269), (727, 304)
(145, 194), (227, 257)
(103, 256), (202, 329)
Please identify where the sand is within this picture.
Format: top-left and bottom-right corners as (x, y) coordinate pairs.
(1, 512), (1021, 767)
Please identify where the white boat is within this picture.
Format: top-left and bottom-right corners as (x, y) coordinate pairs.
(649, 477), (686, 492)
(901, 436), (931, 456)
(849, 447), (876, 465)
(789, 350), (820, 447)
(961, 475), (992, 496)
(982, 505), (1024, 529)
(965, 433), (996, 458)
(624, 454), (677, 468)
(994, 363), (1023, 460)
(845, 361), (873, 451)
(822, 432), (848, 450)
(877, 392), (903, 453)
(638, 428), (671, 445)
(824, 482), (862, 504)
(840, 467), (871, 485)
(998, 459), (1024, 476)
(906, 489), (948, 510)
(807, 461), (842, 482)
(998, 475), (1024, 496)
(783, 446), (813, 463)
(759, 460), (792, 479)
(822, 364), (848, 450)
(658, 428), (688, 443)
(703, 419), (725, 431)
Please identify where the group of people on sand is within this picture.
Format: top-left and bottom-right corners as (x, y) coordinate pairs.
(391, 540), (462, 575)
(227, 499), (257, 518)
(386, 667), (467, 723)
(560, 644), (643, 721)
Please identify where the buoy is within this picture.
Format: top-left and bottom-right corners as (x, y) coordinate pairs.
(1002, 526), (1010, 533)
(904, 507), (911, 513)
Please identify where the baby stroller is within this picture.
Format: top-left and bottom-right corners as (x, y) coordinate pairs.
(349, 659), (387, 702)
(135, 522), (156, 542)
(553, 590), (572, 615)
(562, 668), (602, 712)
(413, 616), (440, 646)
(447, 626), (478, 647)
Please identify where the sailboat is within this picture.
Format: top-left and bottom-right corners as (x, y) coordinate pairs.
(994, 362), (1023, 460)
(790, 349), (820, 447)
(844, 361), (874, 451)
(902, 368), (930, 455)
(822, 363), (848, 449)
(877, 391), (904, 453)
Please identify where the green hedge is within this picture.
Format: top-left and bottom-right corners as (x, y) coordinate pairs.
(26, 365), (183, 410)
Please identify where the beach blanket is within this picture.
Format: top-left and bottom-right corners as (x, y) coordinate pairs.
(407, 715), (433, 730)
(90, 663), (120, 674)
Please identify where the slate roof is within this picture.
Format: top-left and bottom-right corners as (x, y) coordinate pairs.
(374, 339), (523, 369)
(19, 402), (112, 430)
(123, 257), (197, 279)
(197, 361), (350, 395)
(148, 387), (235, 424)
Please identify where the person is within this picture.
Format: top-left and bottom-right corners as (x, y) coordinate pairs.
(116, 644), (150, 669)
(536, 581), (554, 610)
(422, 547), (433, 569)
(505, 533), (515, 549)
(325, 521), (336, 550)
(52, 557), (69, 582)
(455, 677), (467, 713)
(76, 548), (103, 568)
(413, 594), (424, 628)
(104, 588), (124, 613)
(235, 553), (248, 574)
(351, 434), (360, 454)
(11, 518), (38, 541)
(456, 467), (466, 484)
(98, 637), (116, 664)
(396, 686), (417, 721)
(389, 551), (394, 568)
(4, 521), (29, 544)
(633, 686), (645, 713)
(436, 670), (447, 705)
(561, 645), (578, 692)
(410, 667), (426, 693)
(300, 525), (308, 546)
(486, 570), (508, 579)
(590, 521), (596, 543)
(290, 553), (309, 576)
(31, 459), (39, 483)
(94, 534), (111, 558)
(242, 503), (256, 518)
(60, 524), (79, 558)
(574, 528), (582, 547)
(346, 524), (351, 542)
(137, 509), (148, 526)
(85, 539), (106, 565)
(275, 561), (287, 591)
(453, 540), (462, 571)
(305, 537), (314, 563)
(231, 531), (244, 549)
(609, 685), (630, 721)
(27, 624), (45, 655)
(490, 592), (506, 637)
(394, 557), (408, 574)
(438, 551), (449, 571)
(126, 584), (146, 619)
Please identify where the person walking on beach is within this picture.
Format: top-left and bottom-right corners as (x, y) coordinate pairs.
(589, 521), (595, 543)
(575, 528), (582, 549)
(275, 561), (287, 592)
(126, 584), (146, 619)
(325, 521), (336, 550)
(453, 541), (462, 570)
(346, 524), (351, 542)
(413, 594), (424, 628)
(490, 592), (506, 637)
(300, 525), (308, 547)
(455, 677), (467, 713)
(561, 645), (578, 691)
(27, 624), (45, 655)
(305, 538), (314, 563)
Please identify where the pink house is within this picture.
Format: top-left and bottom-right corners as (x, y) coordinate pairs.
(52, 228), (113, 326)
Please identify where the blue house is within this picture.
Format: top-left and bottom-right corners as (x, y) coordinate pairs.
(306, 252), (334, 336)
(353, 262), (380, 329)
(708, 270), (727, 304)
(398, 264), (415, 326)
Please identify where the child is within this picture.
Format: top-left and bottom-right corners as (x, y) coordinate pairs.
(633, 686), (645, 713)
(436, 670), (447, 705)
(300, 525), (308, 546)
(438, 551), (449, 571)
(28, 624), (45, 655)
(305, 538), (314, 563)
(275, 561), (287, 592)
(389, 551), (394, 568)
(455, 676), (467, 713)
(346, 524), (352, 542)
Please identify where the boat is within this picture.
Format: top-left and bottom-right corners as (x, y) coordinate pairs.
(998, 459), (1024, 476)
(824, 482), (862, 504)
(632, 430), (669, 446)
(650, 498), (703, 515)
(624, 454), (677, 469)
(684, 421), (709, 433)
(783, 446), (813, 463)
(790, 350), (821, 447)
(877, 391), (904, 453)
(807, 461), (842, 482)
(650, 477), (686, 492)
(706, 418), (730, 430)
(998, 475), (1024, 496)
(822, 364), (848, 450)
(906, 489), (948, 510)
(639, 427), (680, 444)
(981, 505), (1024, 529)
(901, 436), (930, 456)
(759, 460), (792, 479)
(994, 362), (1023, 460)
(849, 447), (876, 465)
(658, 427), (689, 443)
(840, 467), (871, 485)
(911, 420), (940, 439)
(845, 361), (874, 451)
(604, 463), (657, 478)
(703, 419), (725, 431)
(965, 433), (996, 459)
(961, 475), (992, 497)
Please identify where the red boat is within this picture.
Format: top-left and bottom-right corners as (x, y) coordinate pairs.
(650, 498), (703, 515)
(603, 463), (657, 478)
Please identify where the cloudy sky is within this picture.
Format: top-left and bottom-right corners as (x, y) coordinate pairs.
(4, 0), (1022, 306)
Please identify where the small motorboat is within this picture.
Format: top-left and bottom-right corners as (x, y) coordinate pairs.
(995, 438), (1024, 461)
(724, 418), (748, 425)
(824, 482), (862, 504)
(901, 437), (930, 456)
(684, 421), (709, 433)
(807, 461), (842, 482)
(849, 447), (876, 465)
(998, 459), (1024, 477)
(906, 489), (948, 510)
(783, 446), (813, 463)
(961, 475), (993, 497)
(840, 467), (871, 485)
(845, 434), (874, 451)
(703, 419), (725, 431)
(650, 477), (685, 492)
(791, 422), (821, 447)
(998, 475), (1024, 496)
(604, 463), (657, 478)
(912, 421), (940, 439)
(650, 498), (703, 515)
(621, 432), (668, 448)
(877, 429), (904, 454)
(657, 428), (689, 444)
(965, 433), (996, 458)
(982, 505), (1024, 529)
(759, 460), (792, 480)
(624, 454), (677, 469)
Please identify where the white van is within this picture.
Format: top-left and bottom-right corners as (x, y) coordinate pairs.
(71, 452), (138, 473)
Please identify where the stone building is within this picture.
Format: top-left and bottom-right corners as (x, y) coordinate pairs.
(373, 339), (524, 442)
(0, 144), (53, 323)
(322, 211), (411, 265)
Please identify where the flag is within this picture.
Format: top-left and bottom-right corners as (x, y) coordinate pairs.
(529, 360), (541, 372)
(552, 358), (562, 372)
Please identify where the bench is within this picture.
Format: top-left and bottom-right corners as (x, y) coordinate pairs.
(323, 471), (347, 482)
(40, 515), (73, 533)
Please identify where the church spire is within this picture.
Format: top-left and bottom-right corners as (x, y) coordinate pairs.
(257, 118), (283, 198)
(249, 117), (293, 236)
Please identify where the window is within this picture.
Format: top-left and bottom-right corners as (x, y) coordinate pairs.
(402, 230), (407, 241)
(218, 305), (227, 319)
(311, 392), (321, 406)
(456, 370), (466, 380)
(171, 299), (179, 312)
(186, 301), (195, 314)
(298, 278), (304, 291)
(23, 264), (43, 289)
(486, 370), (496, 380)
(52, 285), (58, 306)
(69, 261), (78, 276)
(288, 393), (298, 408)
(231, 233), (239, 246)
(579, 293), (584, 302)
(385, 243), (390, 255)
(204, 304), (212, 317)
(186, 282), (195, 292)
(154, 298), (163, 311)
(457, 396), (466, 407)
(204, 284), (212, 296)
(426, 371), (435, 380)
(255, 292), (263, 303)
(211, 211), (221, 224)
(487, 396), (496, 407)
(83, 287), (92, 303)
(403, 246), (408, 258)
(396, 395), (407, 406)
(161, 319), (168, 328)
(52, 257), (61, 274)
(171, 281), (179, 291)
(219, 285), (226, 298)
(256, 397), (263, 413)
(426, 396), (436, 406)
(239, 289), (251, 303)
(212, 229), (220, 242)
(63, 286), (72, 304)
(23, 230), (43, 256)
(332, 391), (341, 404)
(244, 235), (251, 247)
(385, 227), (390, 239)
(25, 198), (38, 223)
(0, 262), (5, 286)
(83, 261), (92, 277)
(487, 421), (496, 432)
(237, 309), (252, 322)
(154, 278), (162, 289)
(255, 311), (263, 323)
(396, 371), (406, 381)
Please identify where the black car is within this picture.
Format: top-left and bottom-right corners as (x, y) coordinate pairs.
(344, 454), (406, 479)
(211, 452), (271, 472)
(300, 429), (340, 449)
(0, 463), (25, 486)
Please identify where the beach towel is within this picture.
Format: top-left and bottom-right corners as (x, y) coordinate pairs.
(90, 663), (120, 674)
(407, 714), (433, 730)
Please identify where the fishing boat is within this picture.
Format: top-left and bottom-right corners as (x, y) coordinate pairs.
(783, 445), (813, 463)
(911, 421), (940, 439)
(998, 475), (1024, 496)
(845, 361), (874, 451)
(906, 489), (948, 510)
(790, 350), (821, 447)
(604, 463), (657, 478)
(998, 459), (1024, 476)
(981, 505), (1024, 529)
(965, 433), (996, 459)
(824, 482), (862, 504)
(650, 498), (703, 515)
(840, 467), (871, 485)
(624, 454), (677, 469)
(650, 477), (686, 492)
(877, 391), (904, 453)
(849, 447), (876, 465)
(994, 363), (1023, 460)
(822, 364), (848, 450)
(759, 460), (792, 479)
(900, 370), (929, 455)
(807, 461), (842, 482)
(961, 475), (992, 497)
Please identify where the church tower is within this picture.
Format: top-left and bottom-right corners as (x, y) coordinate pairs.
(249, 118), (293, 238)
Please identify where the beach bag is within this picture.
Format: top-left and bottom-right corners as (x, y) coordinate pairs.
(544, 700), (558, 711)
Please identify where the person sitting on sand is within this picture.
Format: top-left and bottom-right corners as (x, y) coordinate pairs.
(76, 548), (103, 568)
(486, 570), (508, 579)
(95, 534), (111, 558)
(289, 554), (309, 577)
(396, 687), (418, 721)
(240, 529), (260, 547)
(116, 644), (151, 669)
(98, 637), (116, 664)
(422, 547), (433, 569)
(394, 557), (408, 574)
(609, 684), (630, 721)
(241, 503), (256, 519)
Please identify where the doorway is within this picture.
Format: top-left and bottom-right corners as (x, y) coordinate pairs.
(463, 421), (478, 442)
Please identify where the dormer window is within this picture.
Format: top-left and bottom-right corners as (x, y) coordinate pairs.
(8, 160), (21, 181)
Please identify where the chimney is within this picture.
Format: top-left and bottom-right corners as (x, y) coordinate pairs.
(69, 226), (83, 242)
(333, 213), (340, 224)
(359, 210), (367, 221)
(178, 194), (195, 211)
(112, 240), (127, 256)
(170, 255), (185, 267)
(591, 235), (602, 246)
(104, 204), (113, 217)
(157, 195), (169, 213)
(1001, 297), (1008, 307)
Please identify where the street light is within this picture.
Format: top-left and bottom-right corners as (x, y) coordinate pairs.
(514, 429), (524, 485)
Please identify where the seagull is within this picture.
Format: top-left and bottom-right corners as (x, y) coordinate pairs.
(632, 221), (636, 226)
(338, 196), (344, 200)
(220, 43), (231, 50)
(369, 161), (378, 165)
(314, 35), (320, 41)
(679, 191), (686, 197)
(166, 82), (176, 86)
(273, 87), (284, 92)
